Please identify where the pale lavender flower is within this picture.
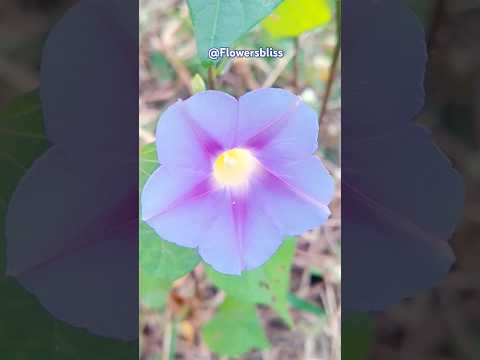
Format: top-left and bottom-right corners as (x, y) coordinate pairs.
(142, 88), (334, 275)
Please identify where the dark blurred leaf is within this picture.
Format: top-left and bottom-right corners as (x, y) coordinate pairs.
(406, 0), (433, 27)
(342, 313), (374, 360)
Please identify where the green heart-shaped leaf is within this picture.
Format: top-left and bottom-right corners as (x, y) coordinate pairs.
(187, 0), (284, 63)
(202, 296), (269, 357)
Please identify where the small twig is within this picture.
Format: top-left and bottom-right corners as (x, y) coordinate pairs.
(190, 269), (202, 299)
(292, 37), (301, 90)
(208, 66), (216, 90)
(139, 127), (155, 144)
(158, 34), (192, 94)
(319, 0), (341, 124)
(262, 50), (296, 88)
(318, 39), (340, 124)
(235, 58), (260, 90)
(162, 309), (173, 360)
(162, 49), (192, 94)
(427, 0), (446, 52)
(0, 59), (38, 92)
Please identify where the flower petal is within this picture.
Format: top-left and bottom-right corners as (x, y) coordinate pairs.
(343, 0), (426, 140)
(238, 88), (319, 159)
(6, 146), (137, 339)
(198, 190), (284, 274)
(40, 0), (137, 153)
(254, 156), (334, 236)
(197, 190), (243, 275)
(155, 91), (238, 170)
(343, 192), (455, 311)
(198, 156), (333, 274)
(14, 222), (138, 340)
(240, 196), (285, 270)
(181, 90), (239, 149)
(343, 125), (463, 310)
(344, 125), (463, 240)
(141, 166), (217, 248)
(155, 101), (211, 171)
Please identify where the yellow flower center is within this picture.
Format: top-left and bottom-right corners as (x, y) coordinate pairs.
(213, 148), (257, 187)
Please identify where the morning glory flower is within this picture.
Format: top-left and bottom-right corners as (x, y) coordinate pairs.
(141, 88), (334, 275)
(343, 0), (463, 311)
(6, 0), (137, 339)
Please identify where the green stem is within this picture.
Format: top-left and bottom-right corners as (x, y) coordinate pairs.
(319, 0), (341, 124)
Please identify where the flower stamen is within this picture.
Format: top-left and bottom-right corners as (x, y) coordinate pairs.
(213, 148), (257, 187)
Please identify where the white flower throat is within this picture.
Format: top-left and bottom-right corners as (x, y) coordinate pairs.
(213, 148), (258, 187)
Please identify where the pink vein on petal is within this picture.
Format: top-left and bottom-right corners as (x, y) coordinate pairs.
(8, 188), (137, 278)
(244, 97), (301, 150)
(179, 100), (224, 158)
(344, 180), (440, 245)
(259, 162), (331, 214)
(230, 191), (247, 270)
(143, 177), (216, 222)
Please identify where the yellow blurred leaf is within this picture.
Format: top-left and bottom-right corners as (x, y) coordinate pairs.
(179, 320), (195, 343)
(191, 73), (206, 94)
(262, 0), (332, 38)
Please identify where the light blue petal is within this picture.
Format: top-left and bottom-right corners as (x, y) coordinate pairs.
(142, 166), (216, 248)
(238, 88), (318, 159)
